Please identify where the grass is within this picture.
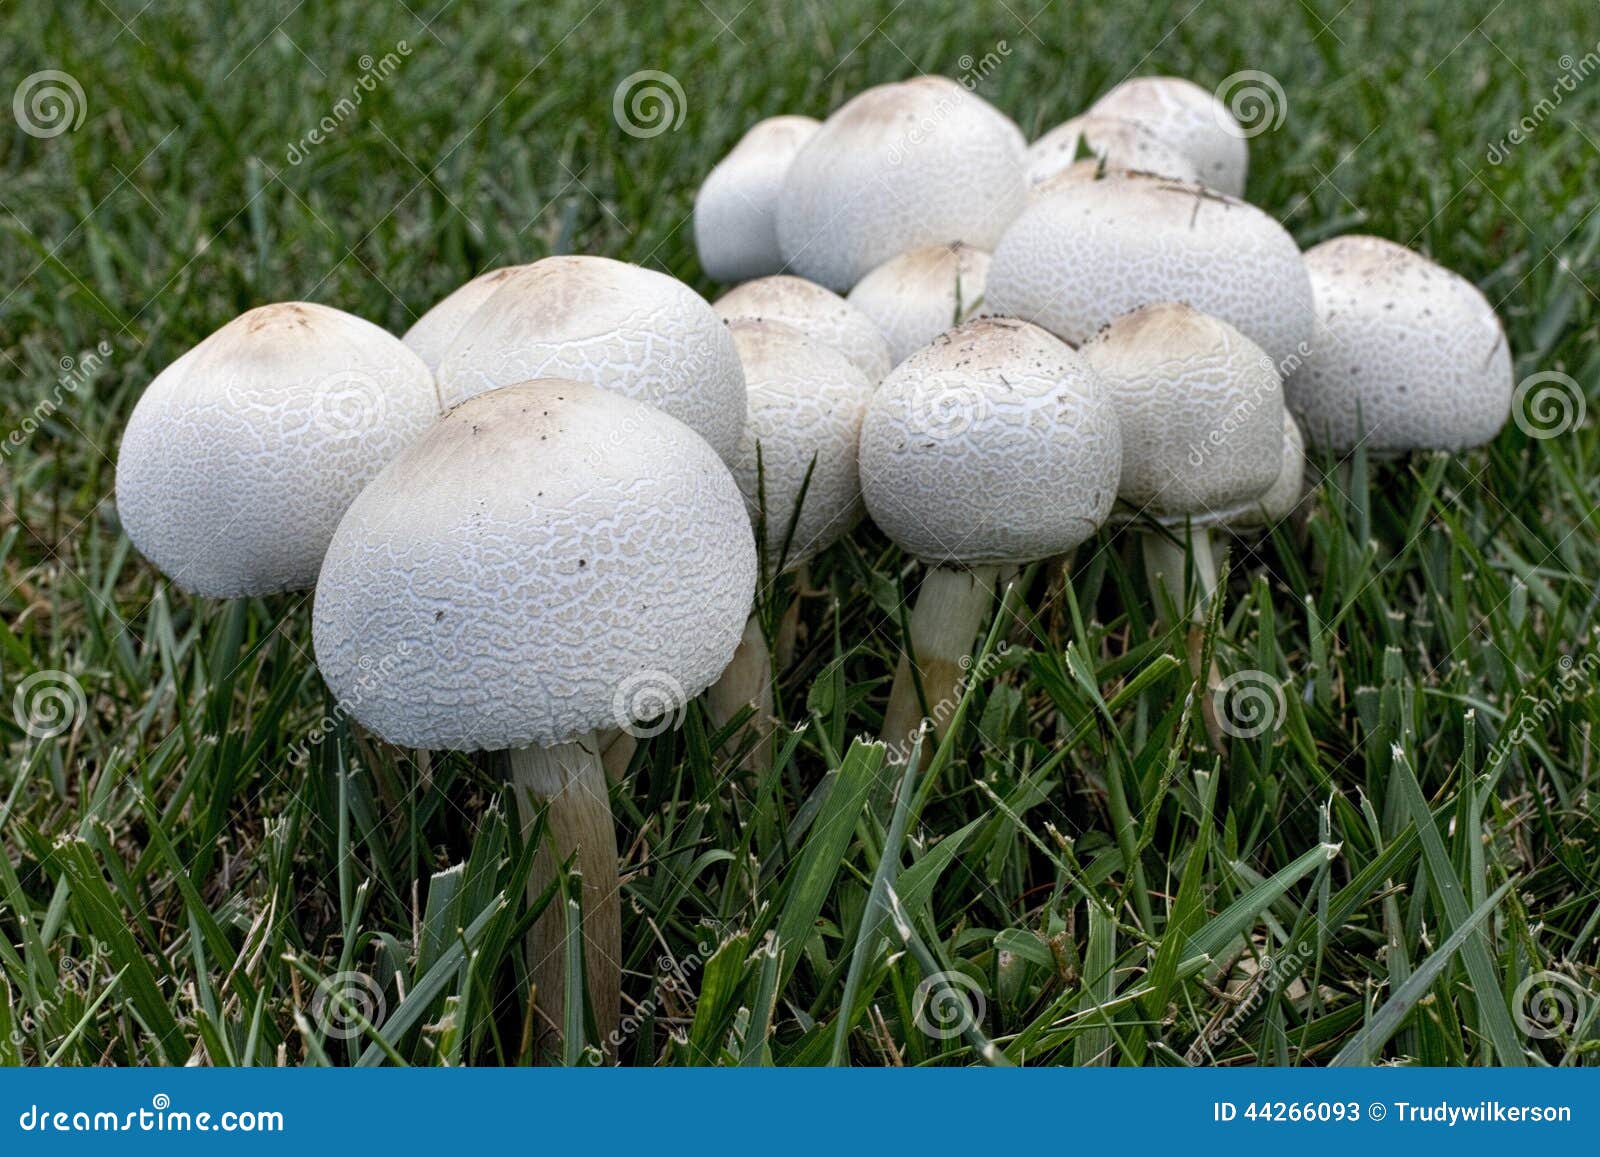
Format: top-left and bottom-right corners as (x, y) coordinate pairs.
(2, 0), (1599, 1066)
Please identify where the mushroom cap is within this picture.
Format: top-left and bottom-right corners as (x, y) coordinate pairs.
(847, 242), (992, 366)
(1088, 76), (1248, 195)
(1286, 235), (1512, 453)
(726, 320), (874, 574)
(1226, 411), (1306, 532)
(1082, 302), (1284, 525)
(986, 171), (1315, 369)
(1027, 114), (1201, 189)
(859, 317), (1121, 566)
(402, 265), (529, 373)
(714, 275), (892, 381)
(776, 77), (1028, 291)
(436, 255), (745, 460)
(312, 381), (757, 752)
(116, 302), (439, 598)
(694, 115), (821, 284)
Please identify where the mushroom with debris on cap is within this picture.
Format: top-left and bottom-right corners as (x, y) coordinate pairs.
(860, 317), (1121, 764)
(847, 242), (992, 367)
(116, 301), (440, 598)
(694, 115), (821, 284)
(402, 265), (529, 374)
(1087, 75), (1249, 196)
(714, 274), (892, 381)
(312, 380), (756, 1055)
(1026, 113), (1202, 190)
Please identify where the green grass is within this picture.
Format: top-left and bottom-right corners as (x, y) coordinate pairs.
(3, 0), (1599, 1066)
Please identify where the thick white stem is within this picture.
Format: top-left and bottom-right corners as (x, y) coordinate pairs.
(509, 736), (620, 1057)
(705, 614), (774, 773)
(596, 729), (636, 783)
(881, 564), (1001, 764)
(1141, 526), (1218, 624)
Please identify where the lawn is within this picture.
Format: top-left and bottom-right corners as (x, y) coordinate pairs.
(1, 0), (1598, 1066)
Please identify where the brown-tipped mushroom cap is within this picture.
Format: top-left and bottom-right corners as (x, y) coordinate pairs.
(694, 116), (821, 284)
(1088, 76), (1248, 196)
(1027, 114), (1201, 189)
(714, 275), (891, 381)
(847, 242), (992, 367)
(402, 266), (529, 373)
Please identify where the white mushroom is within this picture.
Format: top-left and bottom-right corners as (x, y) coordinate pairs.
(986, 171), (1315, 370)
(694, 115), (821, 284)
(847, 242), (992, 366)
(713, 275), (892, 381)
(402, 265), (528, 373)
(436, 255), (745, 460)
(1286, 235), (1513, 454)
(115, 302), (439, 598)
(313, 380), (756, 1052)
(1088, 76), (1249, 196)
(1027, 114), (1202, 189)
(860, 318), (1121, 761)
(776, 77), (1028, 291)
(1225, 411), (1307, 534)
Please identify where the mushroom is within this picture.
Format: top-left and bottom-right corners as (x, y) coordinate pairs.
(694, 115), (821, 284)
(1285, 235), (1513, 454)
(706, 320), (874, 766)
(986, 171), (1315, 370)
(402, 265), (528, 373)
(713, 274), (892, 381)
(847, 242), (992, 367)
(1087, 76), (1249, 196)
(115, 302), (439, 597)
(1026, 114), (1202, 190)
(436, 255), (746, 461)
(859, 318), (1121, 762)
(776, 77), (1028, 291)
(312, 380), (756, 1052)
(1224, 411), (1307, 535)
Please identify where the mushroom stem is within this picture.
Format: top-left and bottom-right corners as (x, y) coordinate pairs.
(508, 736), (620, 1057)
(773, 562), (808, 669)
(597, 729), (636, 783)
(1140, 528), (1225, 746)
(881, 564), (1002, 764)
(705, 614), (775, 773)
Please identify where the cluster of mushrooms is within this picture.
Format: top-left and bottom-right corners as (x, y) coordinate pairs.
(114, 73), (1513, 1056)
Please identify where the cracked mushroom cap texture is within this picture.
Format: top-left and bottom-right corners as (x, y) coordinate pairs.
(436, 255), (746, 460)
(1286, 235), (1512, 454)
(847, 242), (992, 367)
(776, 76), (1028, 291)
(694, 115), (821, 284)
(714, 275), (892, 381)
(115, 302), (440, 598)
(986, 171), (1315, 369)
(312, 381), (757, 752)
(859, 317), (1121, 566)
(1225, 410), (1306, 533)
(402, 265), (529, 373)
(1087, 75), (1248, 196)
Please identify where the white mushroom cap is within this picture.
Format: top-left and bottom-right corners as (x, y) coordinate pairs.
(312, 381), (757, 752)
(1027, 114), (1201, 189)
(726, 320), (874, 574)
(1088, 76), (1248, 196)
(859, 318), (1121, 565)
(776, 77), (1028, 291)
(402, 266), (528, 373)
(694, 115), (821, 284)
(986, 171), (1315, 369)
(847, 242), (992, 367)
(436, 255), (745, 460)
(714, 275), (891, 381)
(1082, 302), (1284, 526)
(1286, 235), (1513, 454)
(116, 302), (439, 598)
(1226, 411), (1306, 532)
